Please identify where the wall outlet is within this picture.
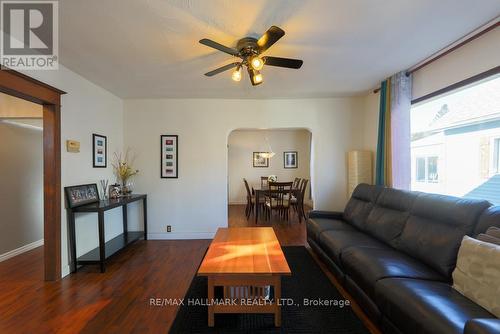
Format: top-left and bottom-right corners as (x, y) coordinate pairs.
(167, 225), (172, 232)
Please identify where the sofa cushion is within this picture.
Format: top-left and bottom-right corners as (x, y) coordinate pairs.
(398, 193), (491, 278)
(307, 218), (355, 241)
(375, 278), (496, 334)
(452, 236), (500, 317)
(318, 229), (388, 264)
(343, 183), (383, 231)
(308, 237), (346, 281)
(365, 188), (418, 247)
(344, 276), (382, 322)
(341, 247), (445, 298)
(474, 206), (500, 236)
(464, 319), (500, 334)
(307, 210), (344, 220)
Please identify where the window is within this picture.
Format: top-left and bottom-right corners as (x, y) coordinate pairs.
(416, 157), (426, 182)
(427, 156), (438, 182)
(415, 156), (438, 183)
(411, 73), (500, 204)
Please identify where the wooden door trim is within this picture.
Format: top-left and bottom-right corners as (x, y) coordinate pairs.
(0, 67), (65, 281)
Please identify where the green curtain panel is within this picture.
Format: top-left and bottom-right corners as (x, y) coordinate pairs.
(375, 79), (392, 186)
(375, 72), (412, 188)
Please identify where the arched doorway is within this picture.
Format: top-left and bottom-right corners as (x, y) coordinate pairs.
(226, 128), (313, 231)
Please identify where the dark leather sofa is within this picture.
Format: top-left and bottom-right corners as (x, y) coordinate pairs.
(307, 184), (500, 334)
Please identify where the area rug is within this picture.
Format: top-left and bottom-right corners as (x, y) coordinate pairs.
(169, 246), (369, 334)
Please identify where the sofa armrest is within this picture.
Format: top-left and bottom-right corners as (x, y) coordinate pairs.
(308, 210), (344, 220)
(464, 319), (500, 334)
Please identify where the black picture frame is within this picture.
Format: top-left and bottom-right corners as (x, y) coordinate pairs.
(92, 134), (107, 168)
(64, 183), (100, 209)
(161, 135), (178, 178)
(284, 151), (298, 169)
(253, 152), (269, 168)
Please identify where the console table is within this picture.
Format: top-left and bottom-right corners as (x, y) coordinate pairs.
(67, 194), (147, 273)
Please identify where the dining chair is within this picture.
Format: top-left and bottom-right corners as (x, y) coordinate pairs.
(243, 178), (253, 219)
(290, 177), (301, 201)
(243, 178), (264, 220)
(292, 178), (309, 223)
(260, 176), (269, 187)
(265, 182), (293, 222)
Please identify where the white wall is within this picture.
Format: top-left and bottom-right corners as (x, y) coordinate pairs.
(228, 129), (311, 204)
(23, 65), (124, 277)
(353, 91), (380, 179)
(124, 98), (365, 239)
(0, 119), (43, 256)
(362, 92), (380, 155)
(413, 27), (500, 99)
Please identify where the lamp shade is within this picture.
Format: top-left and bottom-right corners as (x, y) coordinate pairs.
(347, 150), (372, 197)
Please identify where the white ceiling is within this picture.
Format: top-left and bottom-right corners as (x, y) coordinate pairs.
(59, 0), (500, 99)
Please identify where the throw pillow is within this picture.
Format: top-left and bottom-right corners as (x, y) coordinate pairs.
(452, 236), (500, 317)
(486, 226), (500, 239)
(477, 233), (500, 246)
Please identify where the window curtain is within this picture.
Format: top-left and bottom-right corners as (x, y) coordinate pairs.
(375, 71), (412, 189)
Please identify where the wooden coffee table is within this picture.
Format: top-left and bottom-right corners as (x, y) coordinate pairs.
(197, 227), (291, 327)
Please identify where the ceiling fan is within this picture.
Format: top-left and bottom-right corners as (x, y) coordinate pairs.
(199, 26), (303, 86)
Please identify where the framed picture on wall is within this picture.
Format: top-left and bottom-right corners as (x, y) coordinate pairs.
(253, 152), (269, 168)
(161, 135), (178, 178)
(93, 134), (107, 168)
(284, 151), (298, 169)
(64, 183), (100, 208)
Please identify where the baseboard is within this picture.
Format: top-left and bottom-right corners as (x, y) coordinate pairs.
(62, 265), (71, 278)
(147, 232), (215, 240)
(0, 239), (44, 262)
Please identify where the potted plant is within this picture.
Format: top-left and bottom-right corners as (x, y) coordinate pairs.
(112, 149), (139, 196)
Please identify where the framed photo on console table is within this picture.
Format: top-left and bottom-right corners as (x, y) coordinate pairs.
(161, 135), (178, 178)
(92, 134), (107, 168)
(64, 183), (100, 208)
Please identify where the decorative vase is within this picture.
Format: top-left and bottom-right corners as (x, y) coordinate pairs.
(99, 179), (109, 200)
(121, 180), (133, 196)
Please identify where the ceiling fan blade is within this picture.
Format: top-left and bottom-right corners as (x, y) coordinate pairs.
(257, 26), (285, 53)
(204, 62), (240, 77)
(199, 38), (239, 56)
(263, 56), (303, 69)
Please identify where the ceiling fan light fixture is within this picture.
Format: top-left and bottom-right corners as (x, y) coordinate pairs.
(231, 67), (241, 82)
(248, 68), (263, 86)
(199, 26), (302, 87)
(250, 56), (264, 70)
(253, 72), (263, 84)
(260, 152), (275, 159)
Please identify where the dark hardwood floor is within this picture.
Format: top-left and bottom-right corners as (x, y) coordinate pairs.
(0, 239), (210, 333)
(228, 203), (308, 246)
(0, 205), (379, 334)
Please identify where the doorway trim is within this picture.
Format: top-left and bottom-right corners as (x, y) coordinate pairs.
(0, 67), (66, 281)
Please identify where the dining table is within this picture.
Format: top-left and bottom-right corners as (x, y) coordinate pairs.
(253, 185), (304, 223)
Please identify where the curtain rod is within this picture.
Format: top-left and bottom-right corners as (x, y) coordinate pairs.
(372, 18), (499, 94)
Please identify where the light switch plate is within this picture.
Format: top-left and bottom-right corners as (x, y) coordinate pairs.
(66, 140), (80, 153)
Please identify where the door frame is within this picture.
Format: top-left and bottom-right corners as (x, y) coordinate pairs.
(0, 66), (66, 281)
